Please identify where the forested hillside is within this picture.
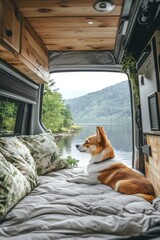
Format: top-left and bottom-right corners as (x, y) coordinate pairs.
(66, 81), (131, 124)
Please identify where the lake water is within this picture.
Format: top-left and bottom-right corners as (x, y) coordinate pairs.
(55, 123), (133, 168)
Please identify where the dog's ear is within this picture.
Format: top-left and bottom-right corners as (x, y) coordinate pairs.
(96, 126), (101, 143)
(96, 126), (115, 158)
(96, 126), (108, 145)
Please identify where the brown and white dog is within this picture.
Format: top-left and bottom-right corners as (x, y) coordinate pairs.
(68, 126), (155, 202)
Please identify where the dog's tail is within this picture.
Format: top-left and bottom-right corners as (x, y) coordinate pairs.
(134, 193), (155, 203)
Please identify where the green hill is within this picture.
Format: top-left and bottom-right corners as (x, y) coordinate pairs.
(65, 81), (131, 124)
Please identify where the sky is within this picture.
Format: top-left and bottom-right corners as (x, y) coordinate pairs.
(50, 72), (128, 100)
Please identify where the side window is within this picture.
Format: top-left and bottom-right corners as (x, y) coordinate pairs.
(0, 97), (20, 136)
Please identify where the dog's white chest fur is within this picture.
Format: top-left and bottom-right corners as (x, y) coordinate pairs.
(67, 156), (119, 185)
(87, 158), (118, 175)
(87, 152), (119, 175)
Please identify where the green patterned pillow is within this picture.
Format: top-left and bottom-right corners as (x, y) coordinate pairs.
(18, 132), (69, 175)
(0, 137), (39, 189)
(0, 152), (31, 222)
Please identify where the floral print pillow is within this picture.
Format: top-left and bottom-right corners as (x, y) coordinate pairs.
(0, 152), (31, 222)
(0, 137), (39, 189)
(18, 132), (69, 175)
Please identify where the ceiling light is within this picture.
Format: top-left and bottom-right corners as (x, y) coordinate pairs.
(93, 0), (115, 13)
(88, 21), (94, 24)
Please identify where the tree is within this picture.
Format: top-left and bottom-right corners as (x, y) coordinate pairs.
(62, 104), (73, 128)
(0, 99), (18, 134)
(42, 80), (73, 132)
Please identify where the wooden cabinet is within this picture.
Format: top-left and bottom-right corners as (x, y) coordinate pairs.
(0, 0), (49, 84)
(1, 0), (20, 52)
(20, 20), (49, 82)
(145, 135), (160, 197)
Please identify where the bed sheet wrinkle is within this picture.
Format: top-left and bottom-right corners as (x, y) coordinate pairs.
(123, 201), (156, 214)
(43, 215), (142, 235)
(152, 197), (160, 211)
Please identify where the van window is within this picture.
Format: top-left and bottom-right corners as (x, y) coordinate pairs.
(42, 71), (133, 168)
(0, 97), (20, 136)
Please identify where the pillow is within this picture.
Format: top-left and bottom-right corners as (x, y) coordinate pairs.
(18, 132), (69, 175)
(0, 152), (31, 222)
(0, 137), (39, 190)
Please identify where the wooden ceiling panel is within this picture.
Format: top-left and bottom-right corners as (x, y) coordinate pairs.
(13, 5), (122, 17)
(28, 16), (120, 28)
(13, 0), (123, 17)
(35, 27), (117, 38)
(46, 38), (116, 51)
(12, 0), (124, 51)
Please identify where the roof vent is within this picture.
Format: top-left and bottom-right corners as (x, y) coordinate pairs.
(93, 0), (115, 13)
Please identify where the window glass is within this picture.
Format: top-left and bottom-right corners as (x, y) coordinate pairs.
(0, 97), (19, 136)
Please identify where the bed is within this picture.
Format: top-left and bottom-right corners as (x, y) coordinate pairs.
(0, 133), (160, 240)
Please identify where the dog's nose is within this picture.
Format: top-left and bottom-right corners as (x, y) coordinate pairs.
(76, 144), (79, 149)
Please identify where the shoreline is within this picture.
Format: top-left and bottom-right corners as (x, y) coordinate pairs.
(53, 128), (81, 139)
(53, 132), (76, 139)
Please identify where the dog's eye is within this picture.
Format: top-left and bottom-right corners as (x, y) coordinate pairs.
(84, 139), (90, 147)
(85, 139), (90, 144)
(83, 140), (88, 147)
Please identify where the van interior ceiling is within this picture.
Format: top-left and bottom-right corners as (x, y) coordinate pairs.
(0, 0), (160, 239)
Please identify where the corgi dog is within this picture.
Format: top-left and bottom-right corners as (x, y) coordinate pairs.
(68, 126), (155, 202)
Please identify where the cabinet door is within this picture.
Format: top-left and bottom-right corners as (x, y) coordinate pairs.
(3, 0), (20, 52)
(21, 21), (49, 81)
(145, 135), (160, 197)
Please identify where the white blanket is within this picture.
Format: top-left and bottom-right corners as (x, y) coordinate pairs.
(0, 168), (160, 239)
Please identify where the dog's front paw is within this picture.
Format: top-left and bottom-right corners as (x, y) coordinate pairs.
(66, 177), (76, 183)
(67, 176), (81, 183)
(67, 175), (90, 184)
